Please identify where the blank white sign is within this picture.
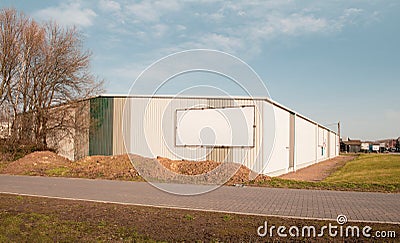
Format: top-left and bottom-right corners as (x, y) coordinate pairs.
(176, 106), (255, 147)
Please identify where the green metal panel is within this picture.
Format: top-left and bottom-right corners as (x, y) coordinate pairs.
(89, 97), (114, 155)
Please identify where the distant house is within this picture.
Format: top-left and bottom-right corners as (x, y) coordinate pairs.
(376, 139), (397, 150)
(379, 143), (386, 153)
(387, 139), (397, 149)
(370, 144), (380, 153)
(341, 137), (400, 153)
(341, 139), (361, 153)
(375, 139), (398, 152)
(361, 142), (370, 152)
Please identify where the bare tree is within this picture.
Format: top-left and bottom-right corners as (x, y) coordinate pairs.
(0, 8), (102, 152)
(0, 9), (25, 142)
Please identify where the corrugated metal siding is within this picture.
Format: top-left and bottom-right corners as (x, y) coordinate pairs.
(328, 131), (336, 158)
(206, 99), (234, 163)
(235, 99), (263, 173)
(336, 134), (340, 155)
(289, 113), (295, 169)
(89, 97), (113, 155)
(166, 98), (209, 160)
(149, 97), (209, 160)
(126, 97), (148, 157)
(126, 97), (210, 160)
(83, 95), (339, 176)
(317, 126), (329, 162)
(295, 116), (317, 168)
(112, 98), (128, 155)
(123, 97), (265, 165)
(202, 98), (265, 173)
(143, 98), (169, 158)
(74, 100), (90, 160)
(263, 105), (290, 176)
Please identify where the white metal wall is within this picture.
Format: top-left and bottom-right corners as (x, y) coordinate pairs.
(128, 97), (210, 160)
(317, 127), (329, 162)
(295, 116), (317, 169)
(122, 97), (267, 172)
(262, 105), (290, 176)
(113, 98), (125, 155)
(112, 96), (339, 176)
(328, 131), (336, 158)
(207, 99), (265, 174)
(336, 134), (340, 155)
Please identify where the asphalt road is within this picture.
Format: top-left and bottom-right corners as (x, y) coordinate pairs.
(0, 175), (399, 224)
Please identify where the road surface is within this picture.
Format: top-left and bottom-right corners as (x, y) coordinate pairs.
(0, 175), (398, 224)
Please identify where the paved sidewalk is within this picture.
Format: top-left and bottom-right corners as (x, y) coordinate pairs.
(0, 175), (399, 224)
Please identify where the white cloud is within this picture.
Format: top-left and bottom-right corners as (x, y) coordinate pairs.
(34, 2), (97, 27)
(99, 0), (121, 12)
(182, 12), (330, 56)
(279, 14), (328, 35)
(320, 8), (369, 31)
(370, 11), (381, 22)
(126, 0), (181, 23)
(176, 25), (187, 31)
(343, 8), (363, 17)
(152, 24), (169, 38)
(85, 1), (383, 63)
(152, 0), (181, 12)
(247, 13), (329, 39)
(197, 34), (244, 53)
(127, 2), (158, 22)
(196, 5), (373, 55)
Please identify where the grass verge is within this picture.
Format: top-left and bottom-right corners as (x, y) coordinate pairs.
(0, 194), (398, 242)
(249, 177), (399, 193)
(324, 154), (400, 185)
(249, 154), (400, 193)
(0, 212), (154, 242)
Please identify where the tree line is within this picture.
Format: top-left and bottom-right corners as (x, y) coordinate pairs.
(0, 8), (102, 153)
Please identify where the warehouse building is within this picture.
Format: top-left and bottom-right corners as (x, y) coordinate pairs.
(58, 95), (339, 177)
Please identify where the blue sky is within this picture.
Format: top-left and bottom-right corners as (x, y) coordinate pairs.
(1, 0), (399, 141)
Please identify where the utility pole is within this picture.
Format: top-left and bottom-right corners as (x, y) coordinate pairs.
(338, 121), (341, 140)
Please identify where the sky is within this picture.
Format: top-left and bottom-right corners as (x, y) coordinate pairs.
(1, 0), (399, 141)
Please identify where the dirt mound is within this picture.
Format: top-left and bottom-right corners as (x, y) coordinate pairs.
(148, 157), (270, 185)
(1, 151), (270, 185)
(71, 154), (142, 181)
(158, 157), (221, 175)
(2, 151), (71, 176)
